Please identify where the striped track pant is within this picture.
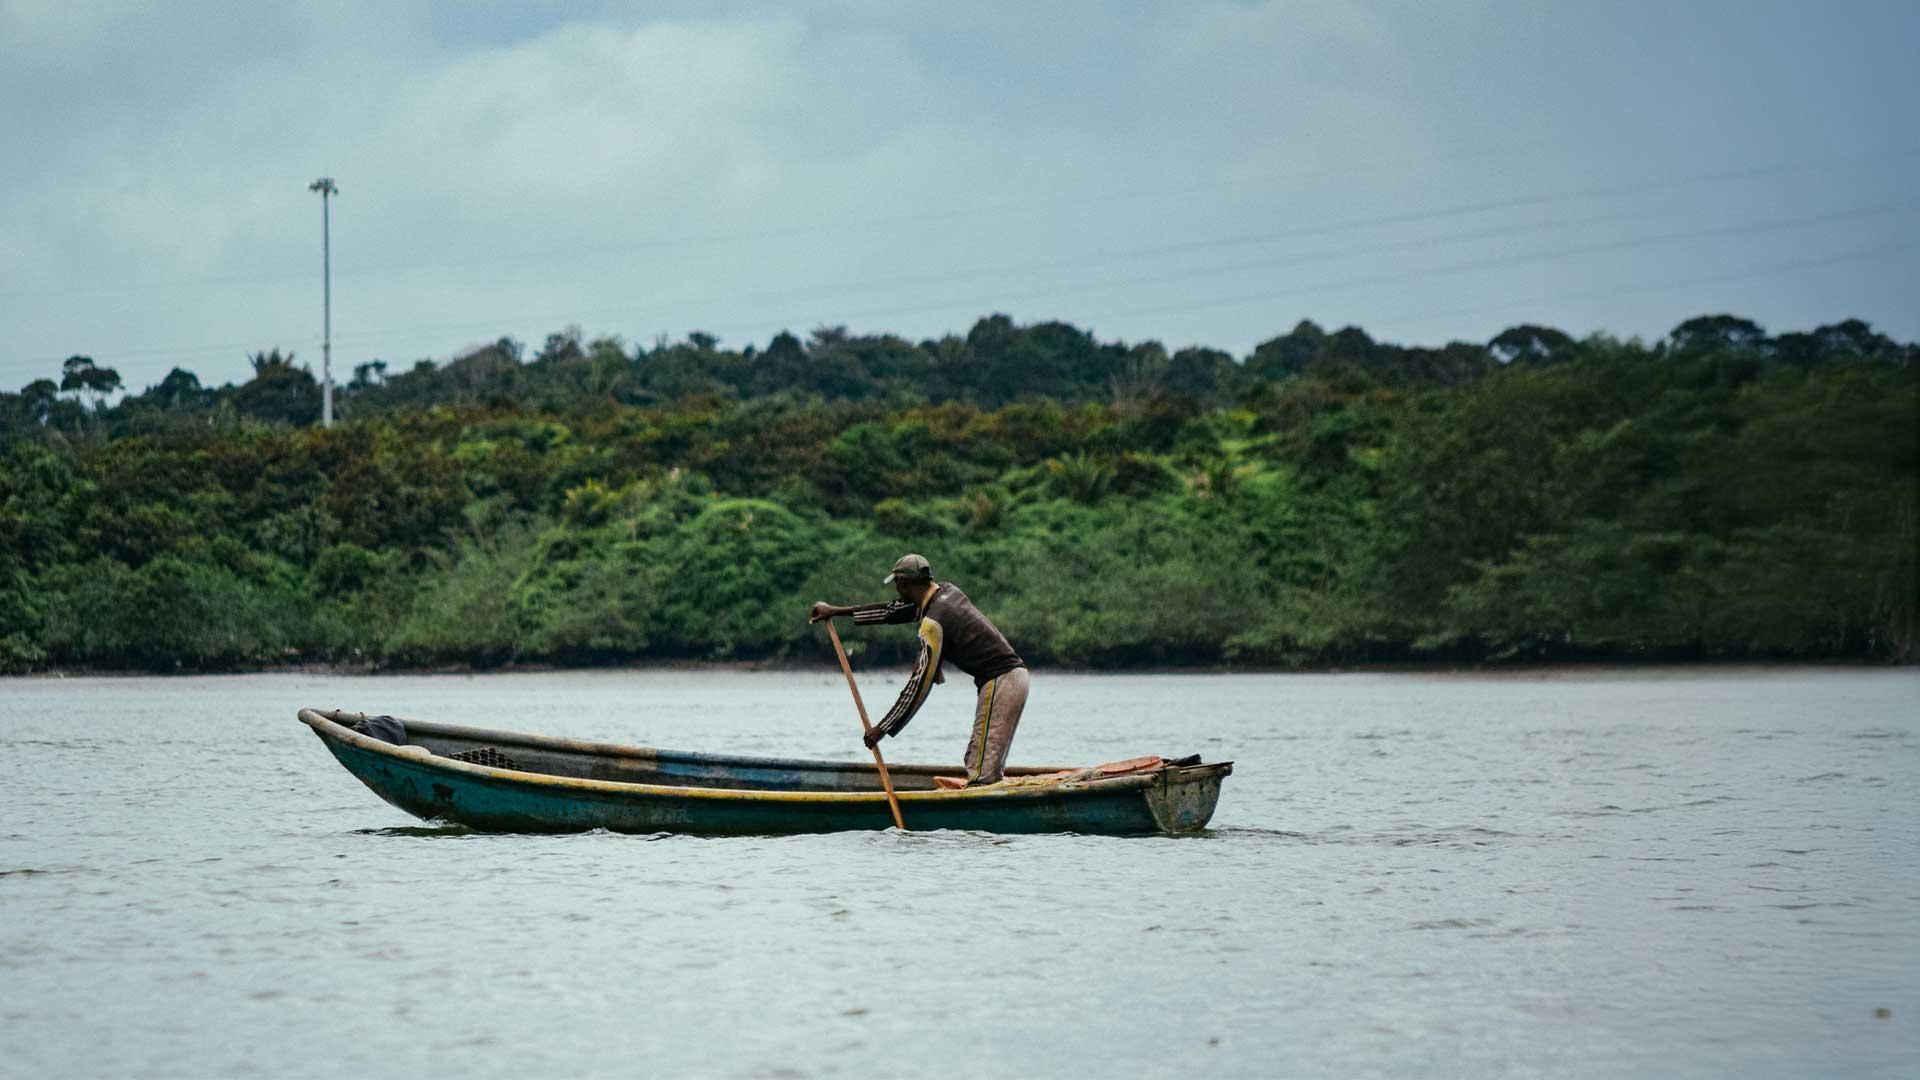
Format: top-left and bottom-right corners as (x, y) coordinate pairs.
(964, 667), (1030, 786)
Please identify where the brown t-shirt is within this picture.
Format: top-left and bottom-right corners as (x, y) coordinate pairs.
(850, 583), (1024, 736)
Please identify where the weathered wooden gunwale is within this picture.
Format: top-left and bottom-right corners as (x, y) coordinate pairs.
(297, 707), (1232, 836)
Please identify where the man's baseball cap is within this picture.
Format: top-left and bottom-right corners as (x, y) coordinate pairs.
(883, 553), (933, 585)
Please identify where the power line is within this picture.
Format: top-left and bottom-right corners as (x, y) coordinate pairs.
(30, 237), (1917, 393)
(1068, 199), (1920, 325)
(1374, 237), (1920, 329)
(4, 198), (1651, 371)
(7, 193), (1914, 379)
(6, 143), (1914, 304)
(709, 199), (1920, 340)
(195, 194), (1920, 361)
(0, 138), (1550, 302)
(310, 203), (1650, 353)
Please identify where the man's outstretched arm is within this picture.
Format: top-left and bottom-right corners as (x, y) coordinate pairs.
(811, 599), (916, 625)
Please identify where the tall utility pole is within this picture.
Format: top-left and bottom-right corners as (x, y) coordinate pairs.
(308, 177), (338, 427)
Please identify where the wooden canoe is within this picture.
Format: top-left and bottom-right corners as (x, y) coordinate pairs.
(298, 708), (1232, 836)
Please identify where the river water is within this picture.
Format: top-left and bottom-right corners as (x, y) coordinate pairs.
(2, 668), (1915, 1077)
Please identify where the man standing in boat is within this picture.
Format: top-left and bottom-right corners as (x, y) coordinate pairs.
(810, 554), (1029, 787)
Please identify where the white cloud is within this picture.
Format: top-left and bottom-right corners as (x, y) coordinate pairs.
(3, 9), (1047, 383)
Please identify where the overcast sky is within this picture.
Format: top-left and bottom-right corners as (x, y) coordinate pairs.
(3, 0), (1916, 392)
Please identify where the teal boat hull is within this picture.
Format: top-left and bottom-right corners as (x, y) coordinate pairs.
(299, 708), (1231, 837)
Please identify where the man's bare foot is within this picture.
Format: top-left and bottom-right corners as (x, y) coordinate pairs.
(933, 776), (967, 790)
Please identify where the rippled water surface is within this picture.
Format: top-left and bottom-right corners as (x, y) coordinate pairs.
(3, 668), (1916, 1077)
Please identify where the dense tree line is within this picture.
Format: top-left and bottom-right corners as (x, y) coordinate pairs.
(0, 313), (1912, 672)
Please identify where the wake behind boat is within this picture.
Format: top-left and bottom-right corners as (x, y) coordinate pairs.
(298, 708), (1233, 836)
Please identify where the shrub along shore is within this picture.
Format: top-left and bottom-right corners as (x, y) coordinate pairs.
(3, 313), (1913, 673)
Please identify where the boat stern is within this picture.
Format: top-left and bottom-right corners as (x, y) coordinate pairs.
(1141, 762), (1233, 833)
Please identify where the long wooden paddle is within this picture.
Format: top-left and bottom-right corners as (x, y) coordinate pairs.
(825, 620), (906, 830)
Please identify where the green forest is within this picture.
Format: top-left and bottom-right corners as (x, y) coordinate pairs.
(1, 312), (1914, 673)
